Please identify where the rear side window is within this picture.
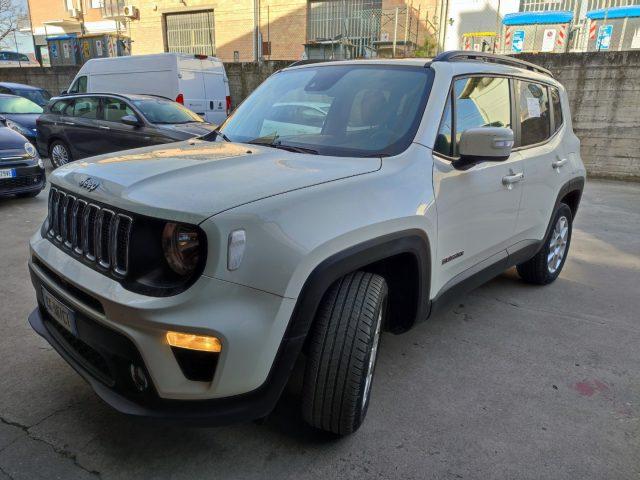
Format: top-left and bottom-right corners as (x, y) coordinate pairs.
(550, 87), (563, 134)
(71, 97), (99, 119)
(516, 80), (550, 147)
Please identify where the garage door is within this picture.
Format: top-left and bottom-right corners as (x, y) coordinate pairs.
(165, 10), (215, 56)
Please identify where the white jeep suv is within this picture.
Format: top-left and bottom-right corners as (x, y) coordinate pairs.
(28, 52), (585, 435)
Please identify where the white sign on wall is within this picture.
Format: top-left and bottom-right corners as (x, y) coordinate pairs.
(541, 29), (557, 52)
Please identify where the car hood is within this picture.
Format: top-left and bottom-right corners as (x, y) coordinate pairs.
(155, 122), (216, 138)
(0, 126), (30, 159)
(3, 113), (39, 134)
(49, 139), (381, 224)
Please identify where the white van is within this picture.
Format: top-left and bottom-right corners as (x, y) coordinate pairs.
(66, 53), (230, 124)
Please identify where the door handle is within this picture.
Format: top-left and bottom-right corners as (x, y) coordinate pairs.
(98, 125), (111, 130)
(63, 121), (75, 126)
(502, 172), (524, 190)
(552, 158), (568, 169)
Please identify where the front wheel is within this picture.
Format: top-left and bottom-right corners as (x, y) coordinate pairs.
(517, 203), (573, 285)
(49, 140), (72, 168)
(301, 271), (388, 436)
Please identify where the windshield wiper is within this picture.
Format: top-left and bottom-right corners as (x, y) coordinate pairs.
(247, 137), (318, 155)
(200, 127), (231, 142)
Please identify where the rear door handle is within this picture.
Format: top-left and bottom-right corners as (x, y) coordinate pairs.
(502, 172), (524, 190)
(98, 125), (111, 130)
(552, 158), (568, 169)
(63, 121), (75, 126)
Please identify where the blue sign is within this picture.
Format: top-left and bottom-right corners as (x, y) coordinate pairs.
(596, 24), (613, 50)
(512, 30), (525, 53)
(49, 43), (58, 58)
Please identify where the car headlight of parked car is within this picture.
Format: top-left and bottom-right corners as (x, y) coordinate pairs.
(162, 223), (203, 276)
(6, 119), (31, 137)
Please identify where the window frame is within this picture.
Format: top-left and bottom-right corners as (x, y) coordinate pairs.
(433, 72), (563, 159)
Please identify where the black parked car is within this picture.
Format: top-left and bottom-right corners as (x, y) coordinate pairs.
(36, 93), (217, 167)
(0, 94), (43, 146)
(0, 82), (52, 107)
(0, 127), (46, 198)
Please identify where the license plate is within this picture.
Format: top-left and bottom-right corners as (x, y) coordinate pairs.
(0, 169), (16, 179)
(42, 287), (77, 336)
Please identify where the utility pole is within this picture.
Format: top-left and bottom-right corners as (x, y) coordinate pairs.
(254, 0), (260, 62)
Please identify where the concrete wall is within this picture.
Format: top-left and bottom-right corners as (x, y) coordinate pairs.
(517, 51), (640, 181)
(0, 67), (79, 95)
(224, 61), (291, 108)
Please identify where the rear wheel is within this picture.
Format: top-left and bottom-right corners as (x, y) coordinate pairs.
(301, 271), (388, 436)
(49, 141), (72, 168)
(517, 203), (573, 285)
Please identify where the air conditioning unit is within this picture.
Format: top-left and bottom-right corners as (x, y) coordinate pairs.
(69, 8), (81, 19)
(123, 5), (138, 18)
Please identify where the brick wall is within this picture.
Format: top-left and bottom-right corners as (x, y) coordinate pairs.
(517, 51), (640, 181)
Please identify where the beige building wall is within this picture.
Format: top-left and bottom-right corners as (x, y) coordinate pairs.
(127, 0), (307, 61)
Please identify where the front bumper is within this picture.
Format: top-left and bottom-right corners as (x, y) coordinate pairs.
(28, 232), (302, 422)
(0, 163), (45, 197)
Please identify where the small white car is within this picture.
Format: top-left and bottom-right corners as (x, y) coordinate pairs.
(28, 52), (585, 435)
(66, 53), (231, 124)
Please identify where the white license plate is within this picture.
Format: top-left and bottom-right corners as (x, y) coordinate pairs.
(0, 169), (16, 179)
(42, 287), (77, 335)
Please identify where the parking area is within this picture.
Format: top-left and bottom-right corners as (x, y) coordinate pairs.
(0, 176), (638, 480)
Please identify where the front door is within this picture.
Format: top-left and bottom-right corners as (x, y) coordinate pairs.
(62, 96), (102, 158)
(431, 75), (525, 296)
(97, 97), (159, 154)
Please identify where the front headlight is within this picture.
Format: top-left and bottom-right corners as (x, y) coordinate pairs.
(162, 223), (202, 275)
(6, 119), (31, 137)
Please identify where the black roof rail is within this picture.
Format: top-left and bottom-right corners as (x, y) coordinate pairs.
(432, 51), (553, 77)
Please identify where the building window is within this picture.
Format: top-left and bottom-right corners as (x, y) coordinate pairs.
(90, 0), (104, 9)
(165, 10), (215, 56)
(64, 0), (74, 10)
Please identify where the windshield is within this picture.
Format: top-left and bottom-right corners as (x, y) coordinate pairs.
(132, 99), (204, 124)
(14, 88), (51, 107)
(0, 96), (43, 114)
(219, 64), (433, 157)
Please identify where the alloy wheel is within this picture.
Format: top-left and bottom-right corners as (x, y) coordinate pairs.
(547, 215), (569, 274)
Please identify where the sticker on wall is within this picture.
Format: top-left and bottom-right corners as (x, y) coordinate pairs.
(82, 41), (90, 59)
(596, 25), (613, 50)
(631, 28), (640, 49)
(96, 40), (103, 56)
(512, 30), (525, 53)
(541, 29), (557, 52)
(50, 43), (58, 58)
(62, 42), (69, 59)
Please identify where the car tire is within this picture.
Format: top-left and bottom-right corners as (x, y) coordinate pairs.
(517, 203), (573, 285)
(301, 271), (388, 436)
(49, 140), (72, 168)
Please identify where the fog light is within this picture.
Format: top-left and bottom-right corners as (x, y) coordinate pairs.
(130, 364), (149, 391)
(166, 331), (222, 352)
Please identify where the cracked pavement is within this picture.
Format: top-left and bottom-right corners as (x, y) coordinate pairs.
(0, 176), (639, 479)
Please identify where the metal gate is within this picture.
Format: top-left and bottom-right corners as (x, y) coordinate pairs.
(165, 10), (215, 56)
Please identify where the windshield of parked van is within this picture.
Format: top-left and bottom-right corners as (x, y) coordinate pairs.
(132, 99), (204, 124)
(219, 64), (434, 157)
(0, 96), (43, 114)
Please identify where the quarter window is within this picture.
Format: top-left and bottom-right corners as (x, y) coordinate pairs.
(434, 93), (452, 156)
(516, 80), (550, 147)
(550, 87), (563, 133)
(69, 76), (87, 94)
(51, 100), (70, 114)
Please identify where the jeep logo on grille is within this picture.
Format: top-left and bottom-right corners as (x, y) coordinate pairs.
(79, 177), (100, 192)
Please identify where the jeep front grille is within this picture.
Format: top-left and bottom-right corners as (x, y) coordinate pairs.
(47, 187), (133, 277)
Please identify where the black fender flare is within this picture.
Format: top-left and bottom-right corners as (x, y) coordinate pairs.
(542, 176), (585, 245)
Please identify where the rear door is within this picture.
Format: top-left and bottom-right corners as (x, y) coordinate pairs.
(202, 69), (228, 124)
(62, 96), (102, 158)
(432, 75), (525, 295)
(179, 68), (207, 117)
(514, 81), (572, 242)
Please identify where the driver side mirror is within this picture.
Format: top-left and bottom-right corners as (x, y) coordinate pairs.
(454, 127), (514, 169)
(121, 115), (141, 127)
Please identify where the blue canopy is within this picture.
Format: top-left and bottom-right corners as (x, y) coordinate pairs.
(502, 11), (574, 26)
(46, 34), (78, 41)
(586, 6), (640, 20)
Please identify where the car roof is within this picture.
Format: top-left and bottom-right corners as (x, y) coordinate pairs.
(0, 82), (46, 90)
(52, 92), (170, 101)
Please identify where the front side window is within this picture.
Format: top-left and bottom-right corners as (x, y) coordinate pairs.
(220, 65), (434, 157)
(103, 98), (135, 123)
(132, 98), (203, 124)
(69, 76), (87, 94)
(454, 76), (511, 150)
(516, 80), (550, 147)
(550, 86), (563, 134)
(0, 96), (43, 114)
